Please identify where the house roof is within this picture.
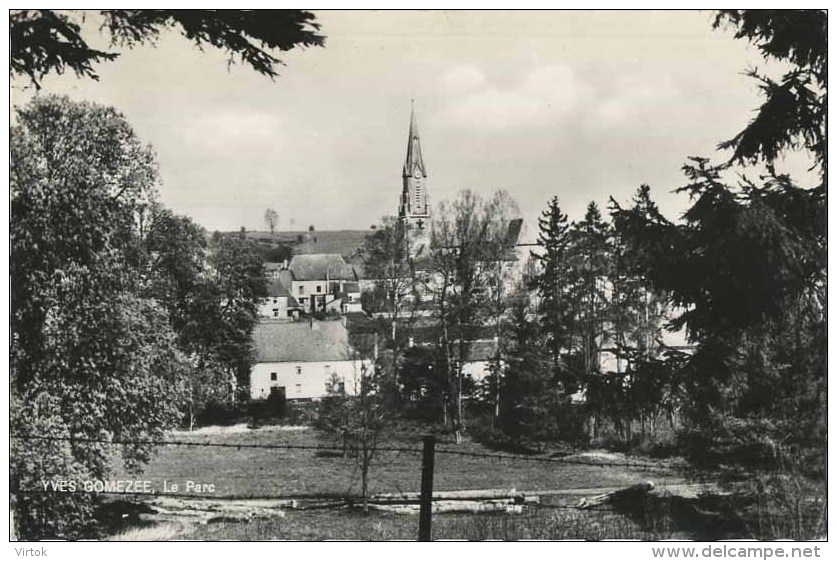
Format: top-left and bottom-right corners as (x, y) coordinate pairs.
(463, 340), (500, 362)
(266, 278), (294, 299)
(252, 320), (350, 363)
(289, 254), (355, 281)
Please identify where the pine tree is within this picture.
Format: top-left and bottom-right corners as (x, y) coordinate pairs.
(531, 197), (573, 390)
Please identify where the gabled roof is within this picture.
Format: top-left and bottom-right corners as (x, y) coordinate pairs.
(289, 254), (355, 281)
(252, 321), (351, 363)
(265, 278), (294, 298)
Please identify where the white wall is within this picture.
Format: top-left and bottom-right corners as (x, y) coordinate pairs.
(257, 296), (293, 319)
(250, 360), (370, 401)
(292, 280), (340, 312)
(462, 360), (493, 382)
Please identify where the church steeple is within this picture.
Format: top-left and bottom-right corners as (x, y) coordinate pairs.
(403, 100), (426, 179)
(399, 100), (429, 229)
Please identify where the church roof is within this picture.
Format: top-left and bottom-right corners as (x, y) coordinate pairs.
(402, 102), (426, 178)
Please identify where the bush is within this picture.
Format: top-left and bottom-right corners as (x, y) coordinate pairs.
(194, 400), (248, 427)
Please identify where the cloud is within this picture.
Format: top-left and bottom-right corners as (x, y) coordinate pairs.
(591, 76), (679, 127)
(180, 109), (286, 150)
(437, 64), (486, 92)
(439, 64), (592, 129)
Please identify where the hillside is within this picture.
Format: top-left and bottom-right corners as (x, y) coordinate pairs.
(242, 230), (372, 261)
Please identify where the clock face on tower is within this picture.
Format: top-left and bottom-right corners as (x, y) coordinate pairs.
(413, 168), (422, 179)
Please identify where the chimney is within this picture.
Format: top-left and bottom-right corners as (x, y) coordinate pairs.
(408, 337), (415, 348)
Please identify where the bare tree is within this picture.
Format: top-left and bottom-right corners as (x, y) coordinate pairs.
(427, 189), (520, 444)
(264, 208), (278, 235)
(316, 339), (392, 512)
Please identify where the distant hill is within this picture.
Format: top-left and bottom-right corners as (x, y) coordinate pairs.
(240, 230), (373, 261)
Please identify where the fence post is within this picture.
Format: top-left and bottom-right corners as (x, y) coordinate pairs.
(418, 434), (436, 541)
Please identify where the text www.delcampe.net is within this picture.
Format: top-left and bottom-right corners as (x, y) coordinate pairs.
(651, 546), (822, 560)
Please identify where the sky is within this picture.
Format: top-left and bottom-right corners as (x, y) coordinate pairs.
(9, 10), (812, 240)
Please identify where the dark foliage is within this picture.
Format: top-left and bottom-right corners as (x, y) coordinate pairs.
(11, 9), (325, 89)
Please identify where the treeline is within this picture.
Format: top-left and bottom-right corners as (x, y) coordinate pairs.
(10, 96), (267, 539)
(357, 11), (826, 482)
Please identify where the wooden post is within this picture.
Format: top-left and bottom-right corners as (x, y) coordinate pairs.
(418, 434), (436, 541)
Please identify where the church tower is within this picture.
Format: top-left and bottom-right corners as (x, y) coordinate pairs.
(399, 101), (430, 231)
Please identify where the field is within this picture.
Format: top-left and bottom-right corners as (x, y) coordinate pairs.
(101, 425), (766, 541)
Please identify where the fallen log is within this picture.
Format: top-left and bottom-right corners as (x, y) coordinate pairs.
(370, 488), (523, 503)
(577, 481), (654, 509)
(368, 499), (525, 515)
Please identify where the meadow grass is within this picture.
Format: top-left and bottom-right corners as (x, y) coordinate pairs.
(104, 426), (824, 540)
(111, 427), (679, 499)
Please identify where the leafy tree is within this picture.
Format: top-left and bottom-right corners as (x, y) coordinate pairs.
(264, 208), (279, 235)
(204, 233), (267, 402)
(10, 96), (188, 539)
(11, 9), (325, 89)
(142, 209), (266, 427)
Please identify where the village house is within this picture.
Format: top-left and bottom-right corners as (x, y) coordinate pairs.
(257, 270), (301, 319)
(249, 320), (372, 402)
(287, 253), (357, 314)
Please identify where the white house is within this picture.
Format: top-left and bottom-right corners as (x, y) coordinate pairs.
(249, 320), (371, 401)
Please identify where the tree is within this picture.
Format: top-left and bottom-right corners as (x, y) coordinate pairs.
(565, 202), (612, 386)
(10, 10), (325, 89)
(428, 189), (520, 444)
(10, 96), (188, 538)
(480, 190), (522, 424)
(264, 208), (278, 235)
(142, 209), (266, 427)
(499, 285), (560, 448)
(531, 197), (573, 388)
(204, 233), (267, 402)
(712, 10), (826, 178)
(611, 10), (826, 474)
(317, 358), (391, 513)
(361, 217), (418, 345)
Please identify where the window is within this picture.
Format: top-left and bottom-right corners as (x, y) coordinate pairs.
(270, 372), (277, 381)
(295, 384), (302, 394)
(272, 309), (279, 317)
(296, 366), (302, 375)
(299, 286), (305, 295)
(316, 285), (322, 293)
(273, 299), (278, 304)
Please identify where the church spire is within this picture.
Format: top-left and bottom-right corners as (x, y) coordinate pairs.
(403, 99), (426, 179)
(399, 100), (430, 229)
